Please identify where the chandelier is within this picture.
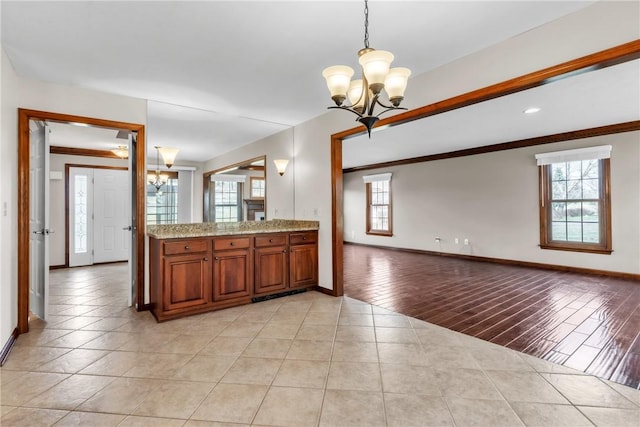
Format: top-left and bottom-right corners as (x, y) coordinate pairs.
(111, 145), (129, 159)
(322, 0), (411, 137)
(148, 146), (179, 193)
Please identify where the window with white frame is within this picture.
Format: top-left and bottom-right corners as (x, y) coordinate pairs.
(363, 173), (392, 236)
(211, 174), (246, 222)
(146, 171), (179, 225)
(250, 177), (265, 198)
(536, 145), (612, 254)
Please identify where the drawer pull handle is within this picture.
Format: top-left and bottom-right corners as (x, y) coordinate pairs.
(185, 245), (190, 250)
(203, 257), (208, 262)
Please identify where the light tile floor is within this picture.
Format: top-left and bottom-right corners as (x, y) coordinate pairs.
(1, 263), (639, 426)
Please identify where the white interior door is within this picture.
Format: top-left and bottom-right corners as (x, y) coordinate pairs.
(29, 122), (50, 320)
(69, 167), (94, 267)
(94, 168), (130, 263)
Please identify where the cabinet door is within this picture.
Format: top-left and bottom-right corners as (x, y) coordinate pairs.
(254, 246), (288, 294)
(163, 254), (210, 311)
(289, 243), (318, 288)
(213, 249), (251, 301)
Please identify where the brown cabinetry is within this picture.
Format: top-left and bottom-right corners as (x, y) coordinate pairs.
(149, 230), (318, 321)
(254, 234), (288, 294)
(213, 243), (252, 301)
(289, 232), (318, 289)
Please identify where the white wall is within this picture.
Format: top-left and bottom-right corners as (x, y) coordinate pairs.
(1, 47), (147, 348)
(343, 132), (640, 275)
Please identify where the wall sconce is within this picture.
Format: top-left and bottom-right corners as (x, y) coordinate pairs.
(273, 159), (289, 176)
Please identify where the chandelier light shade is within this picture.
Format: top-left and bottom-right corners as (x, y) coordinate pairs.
(322, 0), (411, 136)
(273, 159), (289, 176)
(157, 146), (179, 168)
(111, 145), (129, 159)
(148, 145), (179, 193)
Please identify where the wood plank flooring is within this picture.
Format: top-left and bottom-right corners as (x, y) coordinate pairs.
(343, 243), (640, 389)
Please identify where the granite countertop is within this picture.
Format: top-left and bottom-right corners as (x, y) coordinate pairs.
(147, 219), (319, 239)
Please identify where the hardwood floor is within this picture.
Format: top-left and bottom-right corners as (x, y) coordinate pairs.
(343, 243), (640, 389)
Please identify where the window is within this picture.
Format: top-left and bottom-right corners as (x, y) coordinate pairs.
(214, 180), (242, 222)
(536, 146), (612, 254)
(364, 173), (392, 236)
(250, 177), (265, 198)
(147, 172), (179, 225)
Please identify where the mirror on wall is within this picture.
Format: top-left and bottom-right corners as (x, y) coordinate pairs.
(203, 156), (266, 222)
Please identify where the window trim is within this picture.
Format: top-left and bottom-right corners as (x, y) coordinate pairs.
(538, 158), (612, 254)
(365, 179), (393, 237)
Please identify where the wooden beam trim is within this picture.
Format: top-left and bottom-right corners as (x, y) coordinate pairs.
(343, 121), (640, 173)
(51, 146), (125, 159)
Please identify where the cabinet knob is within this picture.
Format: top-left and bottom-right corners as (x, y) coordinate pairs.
(230, 242), (234, 246)
(303, 237), (307, 240)
(215, 257), (220, 260)
(283, 250), (287, 254)
(203, 257), (208, 262)
(184, 245), (190, 250)
(269, 239), (273, 242)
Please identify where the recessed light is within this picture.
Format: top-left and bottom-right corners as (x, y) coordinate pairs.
(524, 107), (541, 114)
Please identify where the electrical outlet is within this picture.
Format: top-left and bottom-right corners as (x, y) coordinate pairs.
(464, 238), (470, 245)
(454, 237), (459, 244)
(435, 237), (441, 242)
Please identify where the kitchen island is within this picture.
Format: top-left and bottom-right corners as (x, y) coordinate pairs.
(147, 220), (319, 321)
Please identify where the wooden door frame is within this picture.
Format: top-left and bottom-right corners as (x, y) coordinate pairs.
(18, 109), (147, 333)
(330, 40), (640, 297)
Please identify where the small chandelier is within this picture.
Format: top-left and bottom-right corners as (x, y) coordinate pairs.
(322, 0), (411, 137)
(111, 145), (129, 159)
(148, 145), (179, 193)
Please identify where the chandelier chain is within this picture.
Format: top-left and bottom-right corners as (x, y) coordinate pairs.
(363, 0), (369, 48)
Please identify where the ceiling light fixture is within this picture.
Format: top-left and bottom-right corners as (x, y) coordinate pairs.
(148, 145), (179, 193)
(111, 145), (129, 159)
(524, 107), (541, 114)
(322, 0), (411, 137)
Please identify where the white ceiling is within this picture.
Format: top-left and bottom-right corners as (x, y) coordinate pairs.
(343, 59), (640, 168)
(2, 1), (602, 163)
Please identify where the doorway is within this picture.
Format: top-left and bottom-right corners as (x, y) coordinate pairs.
(68, 166), (130, 267)
(18, 109), (146, 334)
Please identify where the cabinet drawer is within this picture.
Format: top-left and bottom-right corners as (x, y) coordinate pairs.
(164, 239), (209, 255)
(214, 237), (251, 251)
(290, 232), (317, 245)
(255, 234), (288, 248)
